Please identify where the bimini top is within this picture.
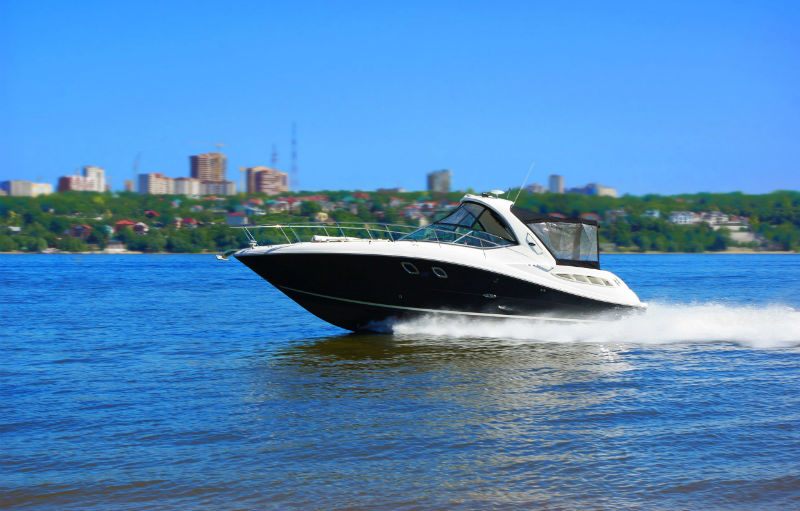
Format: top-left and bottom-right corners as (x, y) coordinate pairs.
(511, 206), (600, 269)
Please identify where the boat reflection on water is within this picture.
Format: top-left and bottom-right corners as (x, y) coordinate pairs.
(247, 330), (637, 407)
(241, 332), (655, 507)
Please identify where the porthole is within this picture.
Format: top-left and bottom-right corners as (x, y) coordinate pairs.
(401, 262), (419, 275)
(432, 266), (448, 279)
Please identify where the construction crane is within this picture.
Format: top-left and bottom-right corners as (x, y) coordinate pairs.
(188, 142), (229, 155)
(291, 123), (298, 191)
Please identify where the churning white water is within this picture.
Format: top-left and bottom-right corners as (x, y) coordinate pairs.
(391, 303), (800, 348)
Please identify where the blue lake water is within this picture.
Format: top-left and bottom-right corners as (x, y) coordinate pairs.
(1, 253), (800, 510)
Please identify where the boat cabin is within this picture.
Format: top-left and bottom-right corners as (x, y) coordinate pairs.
(402, 200), (600, 269)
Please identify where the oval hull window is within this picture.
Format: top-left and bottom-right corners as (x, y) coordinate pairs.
(431, 266), (448, 278)
(401, 262), (419, 275)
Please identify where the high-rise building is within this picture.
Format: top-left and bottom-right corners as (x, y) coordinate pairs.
(246, 166), (289, 195)
(549, 174), (564, 194)
(124, 180), (135, 192)
(57, 166), (106, 192)
(1, 180), (53, 197)
(83, 166), (105, 192)
(190, 153), (227, 182)
(427, 169), (452, 193)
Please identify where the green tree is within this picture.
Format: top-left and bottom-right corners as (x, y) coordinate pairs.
(57, 236), (88, 252)
(300, 201), (322, 217)
(0, 234), (16, 251)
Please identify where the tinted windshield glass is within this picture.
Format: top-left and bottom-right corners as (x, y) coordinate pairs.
(436, 203), (515, 242)
(402, 202), (516, 247)
(527, 222), (598, 264)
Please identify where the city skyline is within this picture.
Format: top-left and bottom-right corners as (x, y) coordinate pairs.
(2, 1), (799, 195)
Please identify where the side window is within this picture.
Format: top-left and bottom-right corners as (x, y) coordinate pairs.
(476, 209), (515, 242)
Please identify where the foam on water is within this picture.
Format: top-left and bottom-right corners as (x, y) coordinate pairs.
(391, 302), (800, 348)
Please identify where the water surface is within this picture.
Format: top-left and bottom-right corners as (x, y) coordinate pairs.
(1, 254), (799, 510)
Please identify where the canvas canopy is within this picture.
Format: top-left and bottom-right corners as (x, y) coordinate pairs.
(511, 206), (600, 268)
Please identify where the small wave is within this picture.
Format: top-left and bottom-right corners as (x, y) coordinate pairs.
(391, 303), (800, 348)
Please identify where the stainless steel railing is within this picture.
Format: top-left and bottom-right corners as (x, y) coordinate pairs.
(233, 222), (510, 249)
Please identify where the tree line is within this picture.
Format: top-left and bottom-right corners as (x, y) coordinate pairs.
(1, 189), (798, 253)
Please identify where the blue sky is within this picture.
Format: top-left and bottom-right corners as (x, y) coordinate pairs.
(2, 0), (798, 195)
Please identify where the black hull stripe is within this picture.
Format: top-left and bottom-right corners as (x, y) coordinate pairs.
(279, 285), (599, 324)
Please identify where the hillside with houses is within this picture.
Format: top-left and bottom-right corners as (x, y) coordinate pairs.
(1, 189), (798, 253)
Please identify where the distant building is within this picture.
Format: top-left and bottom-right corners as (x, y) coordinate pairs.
(201, 180), (236, 196)
(67, 224), (92, 240)
(226, 212), (248, 226)
(246, 166), (289, 195)
(642, 209), (661, 219)
(114, 219), (136, 232)
(377, 187), (406, 193)
(174, 177), (201, 196)
(591, 183), (618, 197)
(548, 174), (564, 194)
(123, 180), (135, 192)
(606, 209), (628, 223)
(701, 211), (729, 225)
(133, 222), (149, 235)
(579, 212), (602, 223)
(427, 169), (451, 193)
(1, 180), (53, 197)
(525, 183), (547, 194)
(58, 166), (105, 193)
(83, 166), (106, 192)
(668, 211), (701, 225)
(190, 153), (227, 182)
(138, 173), (175, 195)
(566, 183), (618, 198)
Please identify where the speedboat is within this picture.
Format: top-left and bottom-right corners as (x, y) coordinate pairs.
(227, 193), (645, 331)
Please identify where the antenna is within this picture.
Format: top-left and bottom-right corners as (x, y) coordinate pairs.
(291, 123), (298, 191)
(513, 161), (536, 204)
(132, 152), (141, 193)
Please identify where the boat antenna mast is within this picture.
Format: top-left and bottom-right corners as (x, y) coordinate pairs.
(513, 161), (536, 204)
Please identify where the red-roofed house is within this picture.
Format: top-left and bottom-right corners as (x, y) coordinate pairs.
(144, 210), (160, 218)
(114, 219), (136, 232)
(182, 217), (199, 228)
(68, 224), (92, 240)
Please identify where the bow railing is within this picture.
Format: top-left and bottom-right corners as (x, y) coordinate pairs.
(232, 222), (511, 249)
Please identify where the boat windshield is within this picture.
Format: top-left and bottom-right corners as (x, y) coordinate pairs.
(402, 202), (516, 248)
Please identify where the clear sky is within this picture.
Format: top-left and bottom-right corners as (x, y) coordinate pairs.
(2, 0), (798, 195)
